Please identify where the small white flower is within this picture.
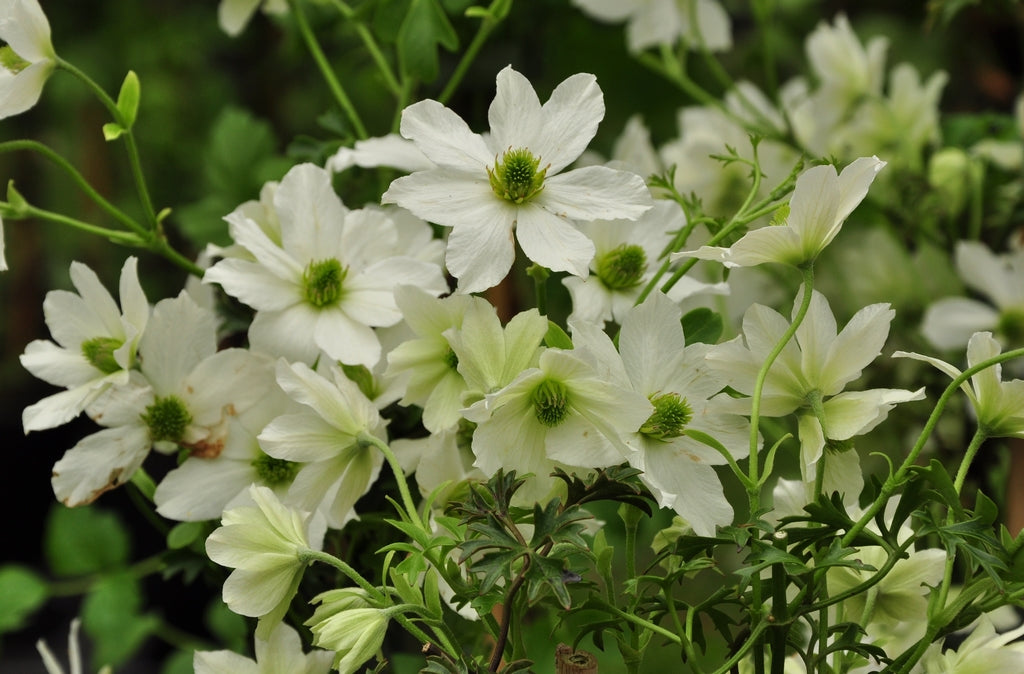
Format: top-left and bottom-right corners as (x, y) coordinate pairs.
(206, 485), (326, 636)
(895, 331), (1024, 439)
(383, 65), (652, 293)
(916, 614), (1024, 673)
(306, 589), (390, 674)
(204, 163), (448, 367)
(0, 0), (57, 120)
(21, 257), (148, 433)
(572, 0), (731, 54)
(194, 622), (333, 674)
(676, 157), (886, 268)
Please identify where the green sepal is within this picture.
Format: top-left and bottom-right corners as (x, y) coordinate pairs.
(4, 179), (29, 217)
(680, 307), (723, 345)
(102, 122), (126, 141)
(544, 320), (573, 350)
(115, 70), (141, 129)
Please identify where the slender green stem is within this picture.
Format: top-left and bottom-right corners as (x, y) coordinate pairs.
(603, 603), (683, 646)
(16, 203), (144, 245)
(358, 431), (422, 531)
(48, 552), (166, 597)
(325, 0), (402, 97)
(56, 58), (158, 226)
(300, 548), (385, 602)
(527, 264), (550, 315)
(0, 139), (146, 235)
(842, 346), (1024, 547)
(290, 0), (368, 139)
(438, 0), (512, 105)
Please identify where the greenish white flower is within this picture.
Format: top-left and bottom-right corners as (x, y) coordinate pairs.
(217, 0), (286, 36)
(205, 484), (326, 638)
(895, 331), (1024, 439)
(571, 0), (731, 54)
(193, 622), (333, 674)
(306, 589), (390, 674)
(915, 614), (1024, 673)
(0, 0), (57, 120)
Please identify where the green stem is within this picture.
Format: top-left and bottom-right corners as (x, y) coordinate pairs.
(299, 548), (385, 602)
(842, 346), (1024, 547)
(48, 552), (167, 597)
(16, 203), (144, 245)
(325, 0), (402, 97)
(438, 0), (512, 106)
(358, 431), (422, 531)
(56, 58), (159, 227)
(527, 263), (550, 315)
(290, 0), (368, 139)
(603, 604), (683, 646)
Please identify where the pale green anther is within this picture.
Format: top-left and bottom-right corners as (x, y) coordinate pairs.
(639, 393), (692, 440)
(997, 308), (1024, 343)
(532, 378), (569, 427)
(824, 438), (854, 454)
(596, 244), (648, 290)
(302, 259), (347, 308)
(456, 418), (476, 453)
(0, 46), (29, 74)
(443, 347), (459, 370)
(488, 147), (547, 204)
(142, 395), (192, 443)
(81, 336), (125, 374)
(252, 453), (299, 487)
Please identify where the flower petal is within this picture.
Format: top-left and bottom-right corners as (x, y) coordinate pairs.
(400, 99), (492, 171)
(515, 204), (594, 277)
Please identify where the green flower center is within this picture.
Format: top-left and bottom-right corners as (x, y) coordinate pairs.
(444, 347), (459, 371)
(532, 378), (569, 427)
(81, 336), (125, 374)
(488, 147), (548, 204)
(0, 46), (29, 74)
(252, 453), (300, 487)
(997, 308), (1024, 343)
(303, 258), (347, 308)
(142, 395), (192, 443)
(596, 244), (648, 290)
(639, 393), (692, 440)
(824, 438), (854, 454)
(456, 418), (476, 453)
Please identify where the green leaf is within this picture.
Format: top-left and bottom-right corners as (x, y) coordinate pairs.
(45, 504), (130, 576)
(0, 566), (49, 633)
(167, 521), (205, 550)
(544, 320), (574, 350)
(102, 122), (126, 141)
(397, 0), (459, 82)
(160, 650), (195, 674)
(681, 307), (723, 345)
(115, 70), (141, 129)
(205, 599), (248, 653)
(82, 573), (159, 668)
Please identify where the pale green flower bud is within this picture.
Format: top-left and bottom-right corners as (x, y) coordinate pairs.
(306, 589), (390, 674)
(928, 147), (972, 216)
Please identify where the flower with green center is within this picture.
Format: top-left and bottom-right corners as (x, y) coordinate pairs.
(252, 453), (299, 488)
(21, 257), (149, 433)
(0, 0), (57, 120)
(205, 163), (447, 367)
(570, 292), (751, 536)
(918, 614), (1024, 672)
(531, 378), (570, 426)
(895, 331), (1024, 439)
(563, 201), (728, 326)
(383, 65), (653, 293)
(922, 241), (1024, 351)
(142, 395), (192, 443)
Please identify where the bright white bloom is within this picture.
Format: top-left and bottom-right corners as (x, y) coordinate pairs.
(306, 589), (390, 674)
(676, 157), (886, 268)
(36, 619), (111, 674)
(563, 200), (729, 326)
(204, 163), (447, 367)
(50, 292), (272, 507)
(922, 241), (1024, 351)
(571, 0), (731, 53)
(258, 359), (387, 528)
(572, 293), (751, 535)
(327, 133), (434, 174)
(895, 331), (1024, 439)
(915, 614), (1024, 673)
(707, 290), (924, 496)
(805, 14), (887, 109)
(469, 333), (653, 503)
(206, 485), (326, 637)
(383, 65), (652, 293)
(218, 0), (286, 36)
(0, 0), (57, 120)
(21, 257), (148, 433)
(194, 622), (333, 674)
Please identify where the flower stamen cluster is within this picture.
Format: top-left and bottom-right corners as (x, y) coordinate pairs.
(639, 392), (692, 440)
(303, 259), (347, 308)
(487, 147), (547, 204)
(595, 243), (648, 290)
(532, 378), (569, 427)
(142, 395), (192, 443)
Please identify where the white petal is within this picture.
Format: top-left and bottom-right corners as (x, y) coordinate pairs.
(400, 99), (492, 171)
(835, 156), (885, 224)
(820, 301), (893, 394)
(921, 297), (998, 350)
(274, 163), (348, 263)
(535, 72), (605, 173)
(786, 164), (840, 254)
(155, 457), (255, 522)
(639, 442), (732, 536)
(824, 388), (925, 440)
(382, 169), (499, 228)
(0, 59), (51, 119)
(0, 0), (54, 62)
(217, 0), (261, 36)
(538, 166), (652, 222)
(313, 308), (381, 367)
(248, 306), (321, 363)
(488, 66), (544, 155)
(139, 293), (218, 394)
(515, 205), (594, 277)
(445, 209), (517, 294)
(203, 258), (299, 312)
(51, 425), (152, 507)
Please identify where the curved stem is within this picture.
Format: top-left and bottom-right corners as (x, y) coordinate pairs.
(17, 203), (144, 245)
(299, 548), (385, 602)
(290, 0), (368, 139)
(358, 431), (422, 531)
(438, 0), (512, 106)
(326, 0), (401, 97)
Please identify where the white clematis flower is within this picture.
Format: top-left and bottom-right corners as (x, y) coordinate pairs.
(915, 614), (1024, 673)
(193, 622), (333, 674)
(676, 156), (886, 268)
(21, 257), (148, 433)
(0, 0), (57, 120)
(204, 163), (448, 367)
(572, 0), (731, 54)
(217, 0), (286, 36)
(383, 65), (653, 293)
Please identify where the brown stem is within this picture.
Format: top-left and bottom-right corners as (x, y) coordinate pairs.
(555, 644), (598, 674)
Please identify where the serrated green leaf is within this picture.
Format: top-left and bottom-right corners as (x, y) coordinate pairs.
(115, 70), (141, 129)
(82, 574), (158, 668)
(0, 565), (49, 633)
(397, 0), (458, 82)
(681, 307), (723, 345)
(45, 505), (130, 576)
